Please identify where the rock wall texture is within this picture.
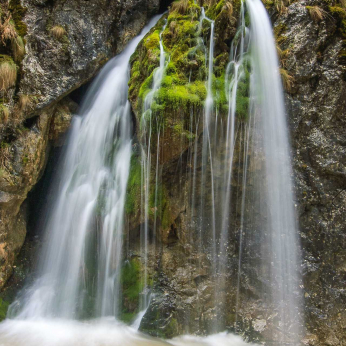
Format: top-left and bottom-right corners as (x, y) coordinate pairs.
(279, 1), (346, 344)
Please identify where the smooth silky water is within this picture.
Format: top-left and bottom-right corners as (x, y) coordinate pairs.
(0, 0), (303, 344)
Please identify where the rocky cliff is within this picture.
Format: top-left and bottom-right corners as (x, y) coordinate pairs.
(281, 1), (346, 344)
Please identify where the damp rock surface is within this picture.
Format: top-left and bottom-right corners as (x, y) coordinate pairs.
(277, 1), (346, 344)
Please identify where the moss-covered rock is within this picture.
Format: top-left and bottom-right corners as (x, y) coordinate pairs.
(129, 0), (240, 167)
(0, 298), (9, 321)
(8, 0), (27, 37)
(120, 257), (148, 322)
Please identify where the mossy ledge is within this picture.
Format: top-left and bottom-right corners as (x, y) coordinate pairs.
(129, 0), (241, 125)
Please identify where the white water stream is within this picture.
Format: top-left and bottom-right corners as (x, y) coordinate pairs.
(246, 0), (302, 340)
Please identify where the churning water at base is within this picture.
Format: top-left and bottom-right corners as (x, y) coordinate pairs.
(0, 319), (253, 346)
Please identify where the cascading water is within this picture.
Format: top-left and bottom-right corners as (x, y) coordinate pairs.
(158, 0), (302, 340)
(139, 19), (168, 316)
(7, 15), (162, 321)
(245, 0), (303, 341)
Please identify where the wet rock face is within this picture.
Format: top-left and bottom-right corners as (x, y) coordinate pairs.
(20, 0), (161, 111)
(0, 100), (75, 288)
(273, 1), (346, 345)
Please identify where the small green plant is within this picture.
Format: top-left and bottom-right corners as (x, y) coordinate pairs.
(50, 25), (67, 40)
(144, 31), (160, 50)
(264, 0), (290, 14)
(277, 45), (290, 67)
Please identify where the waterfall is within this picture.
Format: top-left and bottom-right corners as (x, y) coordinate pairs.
(245, 0), (303, 341)
(7, 15), (162, 320)
(137, 18), (168, 322)
(0, 1), (304, 344)
(184, 0), (302, 339)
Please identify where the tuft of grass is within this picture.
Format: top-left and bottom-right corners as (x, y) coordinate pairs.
(280, 68), (294, 92)
(264, 0), (289, 14)
(306, 6), (326, 22)
(223, 1), (234, 19)
(18, 94), (31, 112)
(50, 25), (67, 40)
(0, 17), (17, 44)
(0, 59), (17, 91)
(11, 35), (25, 62)
(171, 0), (189, 15)
(277, 44), (290, 67)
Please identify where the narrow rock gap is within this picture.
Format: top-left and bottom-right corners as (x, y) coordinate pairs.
(159, 0), (174, 12)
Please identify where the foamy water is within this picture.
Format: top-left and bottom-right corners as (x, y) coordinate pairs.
(0, 319), (252, 346)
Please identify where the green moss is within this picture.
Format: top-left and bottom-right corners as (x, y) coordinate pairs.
(245, 11), (251, 27)
(144, 30), (160, 50)
(0, 55), (15, 63)
(125, 155), (142, 214)
(164, 317), (179, 338)
(120, 312), (136, 324)
(129, 0), (240, 165)
(235, 67), (250, 120)
(329, 5), (346, 18)
(8, 0), (27, 37)
(329, 6), (346, 37)
(206, 0), (226, 20)
(213, 73), (227, 111)
(22, 154), (28, 164)
(274, 23), (287, 46)
(156, 81), (206, 111)
(0, 141), (10, 149)
(148, 180), (172, 230)
(121, 258), (142, 305)
(0, 298), (9, 321)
